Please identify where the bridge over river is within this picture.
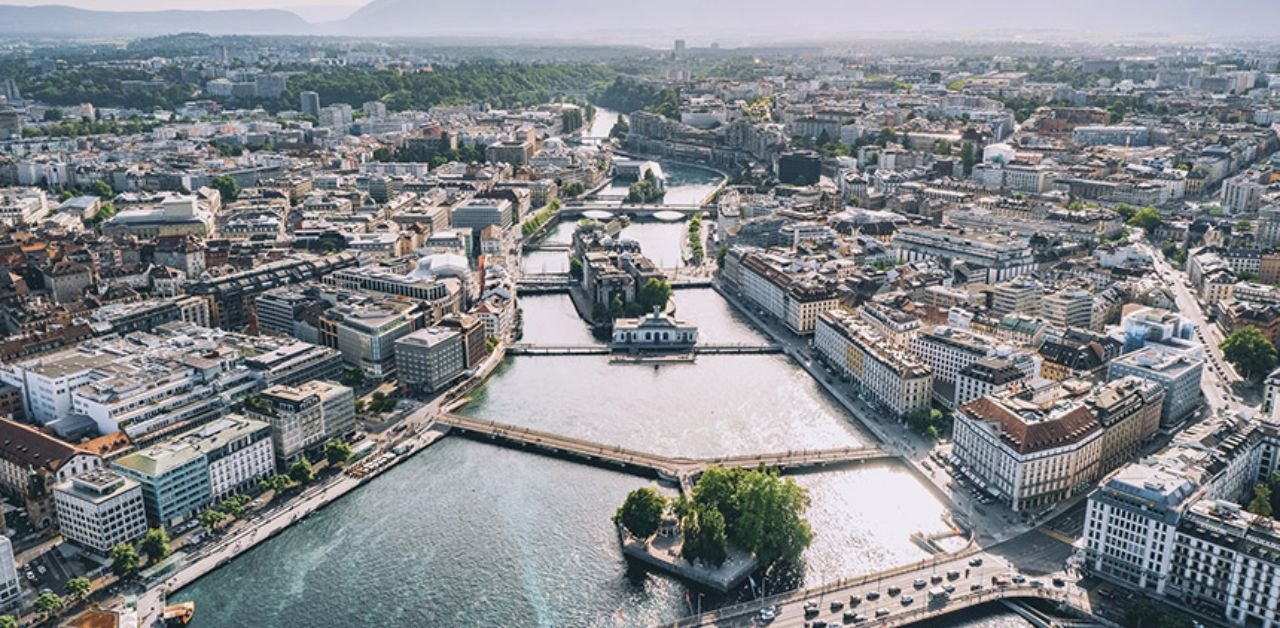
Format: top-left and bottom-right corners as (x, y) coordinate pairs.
(435, 413), (893, 492)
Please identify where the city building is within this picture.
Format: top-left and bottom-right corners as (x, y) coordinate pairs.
(1042, 289), (1095, 330)
(394, 328), (465, 393)
(0, 419), (102, 529)
(247, 381), (356, 464)
(0, 537), (17, 607)
(53, 469), (148, 555)
(1082, 462), (1196, 593)
(953, 355), (1038, 409)
(611, 311), (698, 351)
(814, 310), (933, 419)
(1108, 344), (1204, 429)
(892, 227), (1036, 283)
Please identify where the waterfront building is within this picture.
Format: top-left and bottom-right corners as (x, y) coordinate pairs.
(1107, 344), (1204, 429)
(731, 250), (838, 334)
(953, 383), (1103, 512)
(324, 266), (462, 323)
(113, 414), (273, 526)
(611, 311), (698, 350)
(438, 314), (489, 370)
(0, 419), (102, 529)
(814, 310), (932, 419)
(53, 469), (148, 555)
(248, 381), (356, 464)
(395, 328), (466, 393)
(323, 296), (427, 380)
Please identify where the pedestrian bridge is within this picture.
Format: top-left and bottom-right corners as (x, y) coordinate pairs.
(506, 343), (784, 356)
(434, 414), (891, 487)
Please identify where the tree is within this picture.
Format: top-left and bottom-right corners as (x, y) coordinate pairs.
(91, 180), (114, 199)
(0, 614), (16, 628)
(613, 487), (668, 539)
(139, 527), (171, 563)
(34, 592), (63, 616)
(1114, 203), (1137, 220)
(111, 543), (139, 577)
(259, 474), (292, 495)
(727, 471), (814, 565)
(568, 257), (583, 280)
(198, 509), (227, 531)
(1126, 206), (1162, 231)
(1123, 598), (1194, 628)
(65, 576), (91, 601)
(636, 278), (673, 312)
(289, 458), (314, 485)
(340, 368), (366, 388)
(680, 504), (728, 567)
(1221, 326), (1278, 379)
(210, 175), (241, 203)
(959, 141), (976, 176)
(325, 439), (354, 466)
(905, 408), (946, 439)
(1250, 483), (1274, 518)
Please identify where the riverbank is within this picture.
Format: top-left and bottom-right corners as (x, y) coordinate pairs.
(132, 346), (509, 626)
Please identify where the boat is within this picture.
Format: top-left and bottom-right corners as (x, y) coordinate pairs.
(163, 602), (195, 626)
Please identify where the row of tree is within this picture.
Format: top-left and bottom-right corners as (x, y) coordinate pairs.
(687, 213), (705, 263)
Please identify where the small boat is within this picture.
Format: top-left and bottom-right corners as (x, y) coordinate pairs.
(163, 602), (195, 626)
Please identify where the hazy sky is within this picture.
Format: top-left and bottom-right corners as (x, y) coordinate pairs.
(5, 0), (364, 8)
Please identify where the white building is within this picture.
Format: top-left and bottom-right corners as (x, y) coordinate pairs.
(248, 381), (356, 463)
(892, 227), (1036, 283)
(183, 415), (275, 502)
(611, 311), (698, 350)
(1082, 462), (1195, 594)
(953, 386), (1103, 512)
(0, 536), (17, 606)
(0, 187), (48, 226)
(53, 469), (149, 555)
(815, 310), (933, 419)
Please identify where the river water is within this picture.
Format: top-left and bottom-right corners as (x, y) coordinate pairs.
(174, 112), (1027, 627)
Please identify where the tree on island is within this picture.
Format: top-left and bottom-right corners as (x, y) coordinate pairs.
(289, 458), (314, 485)
(666, 466), (814, 568)
(139, 527), (171, 563)
(636, 278), (673, 312)
(613, 487), (667, 539)
(680, 504), (729, 567)
(65, 576), (91, 601)
(325, 439), (354, 466)
(111, 543), (139, 577)
(1221, 326), (1278, 379)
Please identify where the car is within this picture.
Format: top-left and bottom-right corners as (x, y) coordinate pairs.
(1011, 575), (1026, 584)
(36, 565), (46, 575)
(900, 596), (914, 606)
(913, 578), (927, 589)
(23, 573), (34, 582)
(1052, 577), (1066, 588)
(942, 584), (955, 594)
(812, 621), (828, 628)
(968, 557), (984, 567)
(887, 586), (901, 597)
(758, 607), (776, 622)
(946, 570), (960, 580)
(804, 600), (820, 616)
(970, 583), (984, 592)
(875, 609), (891, 618)
(1030, 580), (1045, 589)
(848, 594), (860, 606)
(864, 591), (880, 601)
(930, 574), (943, 584)
(829, 601), (843, 612)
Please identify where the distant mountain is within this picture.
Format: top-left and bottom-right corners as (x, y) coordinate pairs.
(0, 4), (311, 37)
(340, 0), (1280, 42)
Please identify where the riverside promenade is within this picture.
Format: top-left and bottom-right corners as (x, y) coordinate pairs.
(133, 346), (509, 627)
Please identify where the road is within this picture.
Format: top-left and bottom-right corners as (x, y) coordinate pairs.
(1132, 232), (1246, 418)
(682, 547), (1084, 628)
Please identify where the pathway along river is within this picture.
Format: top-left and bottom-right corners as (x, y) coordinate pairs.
(173, 109), (1028, 627)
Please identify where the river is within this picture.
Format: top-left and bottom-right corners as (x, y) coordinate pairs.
(173, 118), (1028, 627)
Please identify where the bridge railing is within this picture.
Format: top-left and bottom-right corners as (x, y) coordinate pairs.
(661, 545), (983, 628)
